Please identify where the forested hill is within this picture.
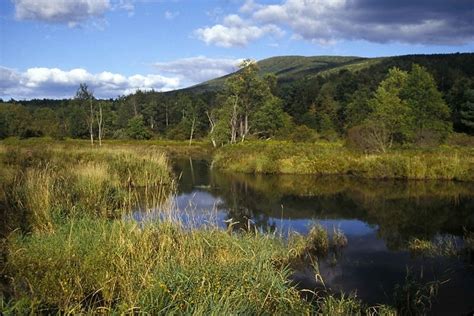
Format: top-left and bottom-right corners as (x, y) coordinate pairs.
(1, 53), (474, 143)
(184, 53), (473, 94)
(188, 55), (372, 92)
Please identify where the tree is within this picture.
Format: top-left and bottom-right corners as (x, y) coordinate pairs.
(67, 105), (89, 138)
(32, 108), (61, 138)
(344, 88), (372, 129)
(368, 68), (412, 146)
(215, 59), (281, 144)
(459, 88), (474, 133)
(96, 101), (105, 146)
(0, 104), (32, 138)
(126, 115), (151, 140)
(252, 97), (286, 138)
(447, 78), (474, 134)
(401, 64), (452, 143)
(75, 83), (95, 145)
(143, 98), (158, 130)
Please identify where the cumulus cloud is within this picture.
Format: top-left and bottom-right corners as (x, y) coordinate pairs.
(13, 0), (134, 26)
(198, 0), (474, 46)
(248, 0), (474, 45)
(154, 56), (243, 85)
(195, 14), (283, 47)
(0, 66), (180, 100)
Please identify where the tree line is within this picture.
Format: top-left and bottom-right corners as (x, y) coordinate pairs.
(1, 54), (473, 149)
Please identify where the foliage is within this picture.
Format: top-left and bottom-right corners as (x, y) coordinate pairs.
(127, 115), (152, 140)
(288, 125), (319, 142)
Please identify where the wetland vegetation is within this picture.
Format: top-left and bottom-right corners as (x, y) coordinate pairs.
(1, 140), (473, 314)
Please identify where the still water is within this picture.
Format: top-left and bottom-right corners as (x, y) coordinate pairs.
(136, 158), (474, 315)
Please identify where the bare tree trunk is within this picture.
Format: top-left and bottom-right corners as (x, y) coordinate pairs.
(189, 117), (195, 146)
(96, 103), (103, 146)
(166, 104), (169, 127)
(243, 113), (249, 141)
(231, 95), (238, 143)
(206, 111), (217, 148)
(89, 97), (94, 146)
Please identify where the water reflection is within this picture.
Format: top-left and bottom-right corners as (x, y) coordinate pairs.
(159, 158), (474, 314)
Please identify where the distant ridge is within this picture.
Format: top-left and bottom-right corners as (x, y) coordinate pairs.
(178, 53), (473, 94)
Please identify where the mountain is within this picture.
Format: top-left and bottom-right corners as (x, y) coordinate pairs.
(186, 55), (379, 92)
(182, 53), (474, 94)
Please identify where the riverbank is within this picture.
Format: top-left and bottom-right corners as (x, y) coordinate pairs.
(1, 142), (400, 314)
(213, 141), (474, 181)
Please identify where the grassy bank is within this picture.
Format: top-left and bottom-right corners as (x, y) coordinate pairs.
(213, 141), (474, 181)
(0, 137), (213, 159)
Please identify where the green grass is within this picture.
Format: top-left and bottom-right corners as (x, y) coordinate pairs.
(4, 218), (311, 314)
(213, 141), (474, 181)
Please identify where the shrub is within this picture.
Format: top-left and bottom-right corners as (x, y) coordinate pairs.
(289, 125), (319, 142)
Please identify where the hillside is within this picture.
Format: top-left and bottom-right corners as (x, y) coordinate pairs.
(188, 55), (376, 92)
(184, 53), (474, 94)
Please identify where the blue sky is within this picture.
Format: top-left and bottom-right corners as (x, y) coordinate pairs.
(1, 0), (473, 99)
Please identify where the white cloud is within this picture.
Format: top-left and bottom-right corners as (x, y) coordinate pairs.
(13, 0), (135, 26)
(195, 14), (283, 47)
(0, 66), (181, 100)
(164, 10), (179, 20)
(154, 56), (243, 85)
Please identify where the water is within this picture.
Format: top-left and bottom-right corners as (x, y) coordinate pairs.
(136, 158), (474, 314)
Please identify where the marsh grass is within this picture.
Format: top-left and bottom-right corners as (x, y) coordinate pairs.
(0, 140), (434, 314)
(393, 269), (441, 316)
(213, 141), (474, 181)
(4, 218), (315, 314)
(408, 236), (459, 258)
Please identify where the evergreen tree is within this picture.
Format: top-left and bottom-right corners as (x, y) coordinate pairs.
(459, 88), (474, 133)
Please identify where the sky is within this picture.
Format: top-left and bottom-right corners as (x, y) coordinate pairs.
(0, 0), (473, 100)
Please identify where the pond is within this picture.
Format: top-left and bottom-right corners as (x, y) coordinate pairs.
(134, 158), (474, 315)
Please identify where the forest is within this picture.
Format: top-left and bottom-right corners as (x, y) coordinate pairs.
(1, 53), (474, 151)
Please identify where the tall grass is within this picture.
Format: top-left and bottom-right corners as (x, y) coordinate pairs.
(213, 141), (474, 181)
(4, 219), (313, 314)
(0, 140), (428, 314)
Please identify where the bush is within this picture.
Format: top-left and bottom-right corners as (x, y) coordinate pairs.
(127, 116), (152, 140)
(288, 125), (319, 142)
(346, 123), (390, 153)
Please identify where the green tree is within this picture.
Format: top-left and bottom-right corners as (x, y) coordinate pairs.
(0, 104), (33, 137)
(252, 97), (286, 138)
(459, 88), (474, 133)
(368, 67), (412, 145)
(127, 115), (151, 140)
(75, 83), (95, 145)
(67, 105), (89, 138)
(401, 64), (452, 142)
(344, 88), (372, 128)
(447, 78), (474, 134)
(32, 107), (61, 138)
